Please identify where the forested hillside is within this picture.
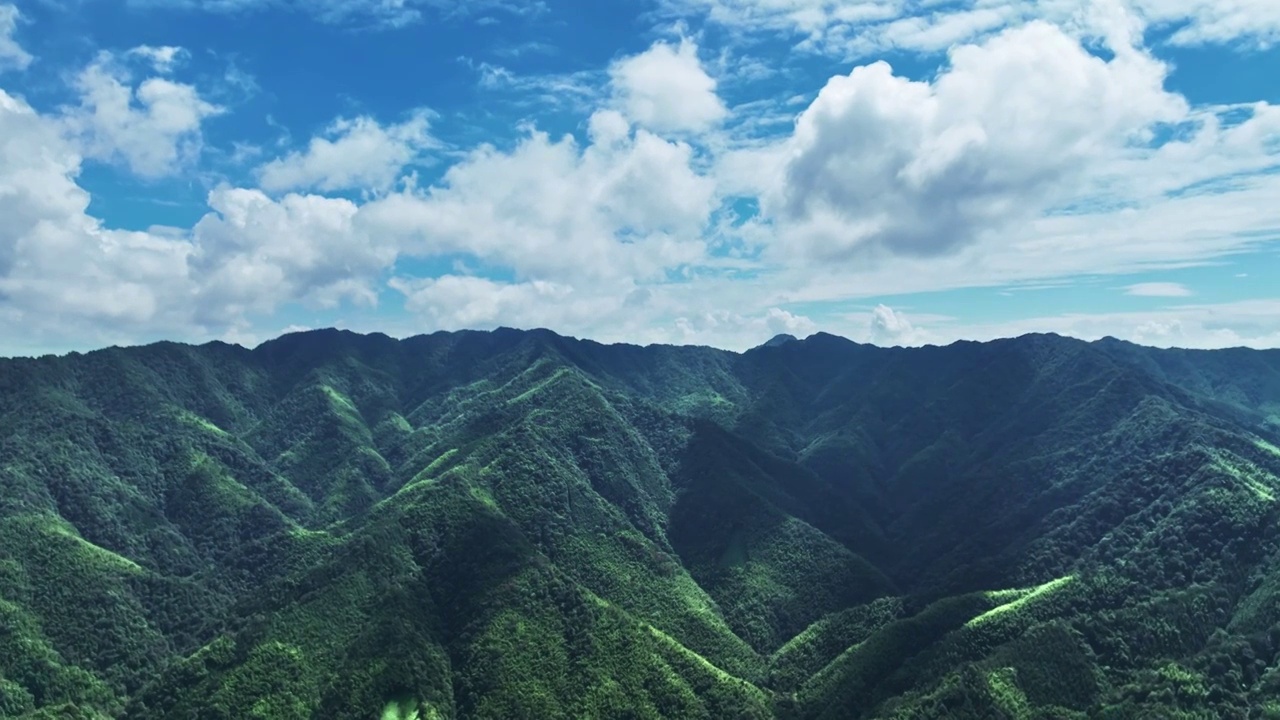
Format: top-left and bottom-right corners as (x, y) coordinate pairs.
(3, 328), (1280, 718)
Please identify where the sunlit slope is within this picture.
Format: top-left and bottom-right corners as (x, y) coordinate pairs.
(1, 328), (1280, 717)
(127, 364), (775, 718)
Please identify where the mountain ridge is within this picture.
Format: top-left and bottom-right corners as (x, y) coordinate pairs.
(22, 326), (1271, 363)
(2, 327), (1280, 718)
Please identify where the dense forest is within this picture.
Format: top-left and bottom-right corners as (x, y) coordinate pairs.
(3, 327), (1280, 718)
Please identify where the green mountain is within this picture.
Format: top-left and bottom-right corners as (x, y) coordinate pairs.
(3, 328), (1280, 719)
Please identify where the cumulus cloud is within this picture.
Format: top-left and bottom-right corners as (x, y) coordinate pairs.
(62, 54), (222, 178)
(674, 307), (817, 345)
(1125, 282), (1193, 297)
(764, 20), (1184, 260)
(0, 4), (30, 72)
(127, 45), (188, 73)
(609, 38), (727, 133)
(256, 112), (436, 193)
(190, 187), (394, 316)
(0, 88), (391, 351)
(0, 89), (194, 349)
(359, 117), (715, 282)
(3, 0), (1279, 355)
(0, 45), (721, 352)
(764, 307), (817, 336)
(390, 275), (581, 329)
(868, 304), (918, 345)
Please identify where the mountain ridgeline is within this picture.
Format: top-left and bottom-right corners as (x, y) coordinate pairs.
(3, 328), (1280, 719)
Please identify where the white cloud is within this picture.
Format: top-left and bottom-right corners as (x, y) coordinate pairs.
(672, 306), (817, 346)
(189, 187), (394, 317)
(754, 167), (1280, 310)
(62, 54), (222, 178)
(1125, 281), (1192, 297)
(0, 89), (195, 352)
(3, 0), (1279, 356)
(469, 60), (603, 112)
(1090, 102), (1280, 203)
(609, 38), (727, 133)
(588, 109), (631, 145)
(764, 307), (816, 336)
(868, 303), (918, 345)
(131, 0), (545, 29)
(0, 46), (722, 353)
(127, 45), (188, 73)
(911, 299), (1280, 350)
(359, 119), (715, 282)
(256, 112), (435, 193)
(1130, 0), (1280, 47)
(0, 3), (30, 72)
(662, 0), (1280, 56)
(660, 0), (884, 38)
(761, 21), (1184, 260)
(207, 113), (716, 341)
(390, 275), (582, 329)
(0, 87), (393, 352)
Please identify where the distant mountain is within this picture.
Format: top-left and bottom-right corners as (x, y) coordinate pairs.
(760, 333), (799, 348)
(2, 328), (1280, 718)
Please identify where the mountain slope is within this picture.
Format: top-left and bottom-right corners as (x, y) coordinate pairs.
(1, 328), (1280, 718)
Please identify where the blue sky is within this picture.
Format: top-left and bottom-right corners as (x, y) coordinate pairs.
(1, 0), (1278, 354)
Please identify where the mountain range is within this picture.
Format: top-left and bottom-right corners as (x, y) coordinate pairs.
(3, 327), (1280, 718)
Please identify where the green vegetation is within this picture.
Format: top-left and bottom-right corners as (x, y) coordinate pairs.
(967, 575), (1075, 628)
(2, 328), (1280, 717)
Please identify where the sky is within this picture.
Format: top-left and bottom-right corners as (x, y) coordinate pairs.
(0, 0), (1278, 355)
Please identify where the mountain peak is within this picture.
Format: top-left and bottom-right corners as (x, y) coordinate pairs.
(760, 333), (799, 348)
